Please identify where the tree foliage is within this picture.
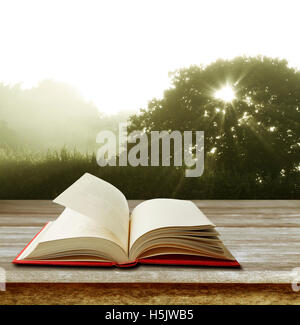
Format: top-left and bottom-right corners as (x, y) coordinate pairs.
(129, 56), (300, 181)
(0, 80), (133, 153)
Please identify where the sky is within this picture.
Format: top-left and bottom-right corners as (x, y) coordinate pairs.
(0, 0), (300, 114)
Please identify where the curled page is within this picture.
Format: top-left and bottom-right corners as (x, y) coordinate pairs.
(53, 173), (129, 252)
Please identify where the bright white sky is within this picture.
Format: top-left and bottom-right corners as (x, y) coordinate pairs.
(0, 0), (299, 114)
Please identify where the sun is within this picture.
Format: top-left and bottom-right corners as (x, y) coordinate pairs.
(214, 85), (236, 103)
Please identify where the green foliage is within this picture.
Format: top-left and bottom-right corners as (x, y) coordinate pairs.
(0, 80), (133, 153)
(0, 149), (299, 199)
(129, 56), (300, 184)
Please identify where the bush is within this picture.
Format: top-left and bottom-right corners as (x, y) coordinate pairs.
(0, 149), (299, 199)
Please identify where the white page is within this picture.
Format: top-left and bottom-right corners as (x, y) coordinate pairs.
(53, 173), (129, 252)
(130, 199), (215, 249)
(40, 208), (125, 249)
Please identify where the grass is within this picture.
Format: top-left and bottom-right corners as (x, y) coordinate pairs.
(0, 148), (299, 199)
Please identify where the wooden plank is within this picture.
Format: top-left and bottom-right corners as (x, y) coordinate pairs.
(1, 200), (299, 213)
(0, 200), (300, 227)
(1, 283), (299, 305)
(0, 200), (62, 213)
(1, 260), (299, 284)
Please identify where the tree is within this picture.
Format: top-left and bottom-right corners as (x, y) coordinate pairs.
(0, 120), (18, 148)
(129, 56), (300, 181)
(0, 80), (102, 152)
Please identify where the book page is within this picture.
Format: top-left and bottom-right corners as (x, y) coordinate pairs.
(53, 173), (130, 252)
(39, 208), (126, 250)
(129, 199), (215, 249)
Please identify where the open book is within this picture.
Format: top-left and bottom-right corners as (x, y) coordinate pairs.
(13, 173), (239, 267)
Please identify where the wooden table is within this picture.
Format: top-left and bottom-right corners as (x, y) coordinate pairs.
(0, 200), (300, 304)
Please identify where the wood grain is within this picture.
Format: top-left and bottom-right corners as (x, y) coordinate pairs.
(1, 284), (300, 305)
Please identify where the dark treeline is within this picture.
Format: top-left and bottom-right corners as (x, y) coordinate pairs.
(0, 149), (298, 199)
